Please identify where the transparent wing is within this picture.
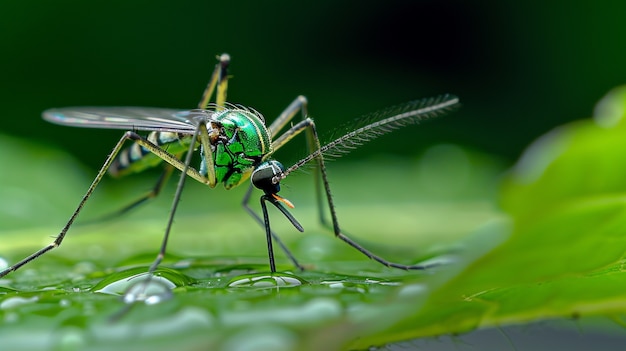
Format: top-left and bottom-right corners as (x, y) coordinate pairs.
(43, 107), (202, 133)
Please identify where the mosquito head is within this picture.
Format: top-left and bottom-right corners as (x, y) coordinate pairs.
(252, 160), (296, 210)
(251, 160), (285, 195)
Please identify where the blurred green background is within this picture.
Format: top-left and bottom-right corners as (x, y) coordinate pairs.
(3, 3), (626, 349)
(2, 0), (625, 168)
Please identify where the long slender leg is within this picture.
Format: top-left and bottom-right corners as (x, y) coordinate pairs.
(198, 53), (230, 109)
(87, 55), (231, 226)
(114, 127), (203, 319)
(0, 133), (138, 278)
(271, 117), (333, 230)
(197, 54), (230, 186)
(267, 95), (308, 139)
(126, 133), (212, 186)
(0, 128), (218, 278)
(146, 124), (203, 274)
(274, 119), (435, 270)
(124, 54), (229, 273)
(116, 165), (175, 214)
(242, 185), (304, 270)
(242, 96), (313, 270)
(128, 52), (241, 278)
(269, 98), (326, 227)
(3, 55), (230, 278)
(259, 195), (277, 273)
(259, 194), (304, 273)
(82, 165), (176, 224)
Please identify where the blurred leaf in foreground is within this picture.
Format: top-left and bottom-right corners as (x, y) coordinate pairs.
(351, 86), (626, 348)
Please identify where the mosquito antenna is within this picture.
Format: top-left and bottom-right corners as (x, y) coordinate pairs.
(280, 94), (459, 178)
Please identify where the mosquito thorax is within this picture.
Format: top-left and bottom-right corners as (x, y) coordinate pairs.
(251, 160), (285, 195)
(202, 108), (272, 189)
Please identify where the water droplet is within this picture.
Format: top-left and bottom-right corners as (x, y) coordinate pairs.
(0, 257), (8, 271)
(92, 267), (194, 305)
(94, 272), (171, 296)
(122, 278), (173, 305)
(92, 266), (194, 296)
(227, 272), (306, 288)
(0, 296), (38, 310)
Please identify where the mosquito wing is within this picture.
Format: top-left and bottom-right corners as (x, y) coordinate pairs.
(43, 107), (203, 133)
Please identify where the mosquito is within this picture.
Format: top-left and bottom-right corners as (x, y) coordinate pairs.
(0, 54), (459, 279)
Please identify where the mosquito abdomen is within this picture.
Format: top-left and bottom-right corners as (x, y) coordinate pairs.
(109, 131), (190, 177)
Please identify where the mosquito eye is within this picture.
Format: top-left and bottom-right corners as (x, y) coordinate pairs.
(251, 160), (285, 194)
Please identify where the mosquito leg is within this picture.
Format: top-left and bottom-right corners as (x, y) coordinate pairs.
(83, 165), (176, 224)
(259, 195), (277, 273)
(0, 123), (218, 279)
(269, 96), (327, 227)
(242, 185), (305, 270)
(308, 123), (434, 269)
(0, 132), (135, 278)
(125, 132), (211, 186)
(198, 53), (230, 110)
(267, 95), (308, 139)
(114, 142), (194, 315)
(237, 96), (311, 271)
(113, 55), (227, 302)
(274, 120), (435, 270)
(89, 118), (220, 223)
(196, 52), (229, 186)
(117, 165), (175, 213)
(145, 124), (202, 275)
(257, 193), (304, 274)
(334, 233), (437, 270)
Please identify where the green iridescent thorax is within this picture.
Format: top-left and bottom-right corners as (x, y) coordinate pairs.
(203, 109), (272, 189)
